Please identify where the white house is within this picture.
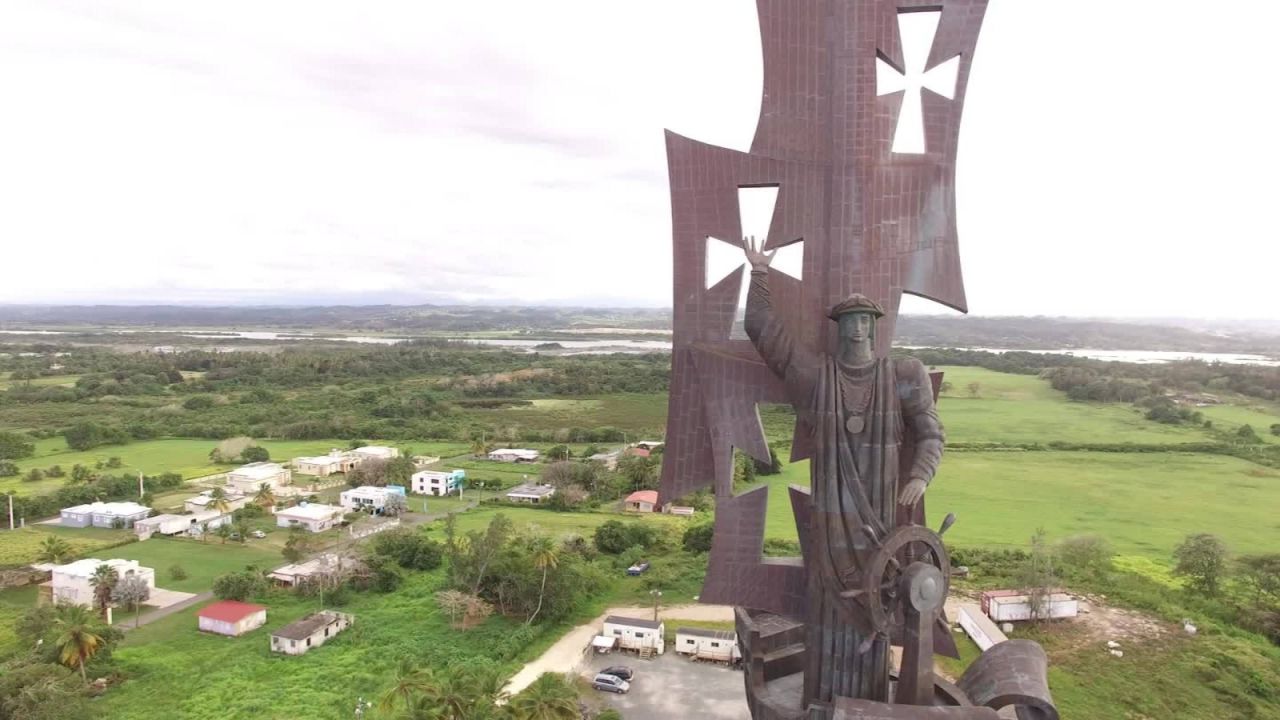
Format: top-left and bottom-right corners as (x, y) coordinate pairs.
(588, 451), (621, 470)
(292, 450), (358, 477)
(270, 610), (354, 655)
(198, 600), (268, 637)
(184, 490), (248, 513)
(624, 490), (659, 513)
(226, 462), (291, 494)
(675, 627), (740, 663)
(49, 559), (155, 607)
(488, 448), (540, 463)
(60, 501), (151, 529)
(269, 552), (358, 586)
(275, 503), (344, 532)
(353, 446), (400, 462)
(339, 486), (405, 513)
(505, 483), (556, 504)
(602, 616), (665, 655)
(134, 510), (230, 540)
(411, 469), (465, 497)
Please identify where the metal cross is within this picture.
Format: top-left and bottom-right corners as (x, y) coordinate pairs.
(876, 11), (961, 154)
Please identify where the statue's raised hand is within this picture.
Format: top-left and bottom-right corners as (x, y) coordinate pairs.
(741, 235), (776, 272)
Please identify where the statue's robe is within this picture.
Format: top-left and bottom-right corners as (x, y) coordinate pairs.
(744, 270), (944, 708)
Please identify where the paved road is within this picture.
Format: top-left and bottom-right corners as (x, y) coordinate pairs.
(123, 591), (213, 631)
(585, 651), (748, 720)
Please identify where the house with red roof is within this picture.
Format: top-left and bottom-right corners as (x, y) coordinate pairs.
(624, 490), (659, 513)
(198, 600), (268, 637)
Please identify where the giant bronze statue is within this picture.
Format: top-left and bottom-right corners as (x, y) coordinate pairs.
(657, 2), (1058, 718)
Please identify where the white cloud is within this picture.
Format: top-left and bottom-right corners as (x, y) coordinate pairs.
(0, 1), (1274, 317)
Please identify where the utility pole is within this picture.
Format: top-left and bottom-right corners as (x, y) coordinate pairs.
(650, 588), (663, 622)
(138, 471), (145, 499)
(7, 494), (14, 531)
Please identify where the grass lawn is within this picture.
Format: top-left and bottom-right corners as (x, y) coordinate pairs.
(90, 538), (282, 593)
(757, 451), (1280, 560)
(423, 504), (690, 541)
(1197, 402), (1280, 443)
(0, 585), (39, 656)
(933, 367), (1211, 445)
(0, 525), (135, 567)
(469, 393), (669, 433)
(0, 373), (81, 391)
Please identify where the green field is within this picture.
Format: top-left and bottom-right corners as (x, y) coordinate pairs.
(425, 504), (691, 540)
(0, 373), (81, 391)
(0, 525), (135, 567)
(90, 538), (284, 593)
(1197, 401), (1280, 443)
(470, 393), (669, 433)
(757, 451), (1280, 559)
(934, 367), (1211, 445)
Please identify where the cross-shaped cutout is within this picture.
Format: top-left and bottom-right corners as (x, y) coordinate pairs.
(875, 10), (960, 154)
(704, 187), (803, 337)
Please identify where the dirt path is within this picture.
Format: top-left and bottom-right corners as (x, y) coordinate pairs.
(502, 603), (735, 697)
(123, 591), (213, 631)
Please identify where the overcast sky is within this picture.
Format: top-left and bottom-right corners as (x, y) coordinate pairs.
(0, 1), (1275, 318)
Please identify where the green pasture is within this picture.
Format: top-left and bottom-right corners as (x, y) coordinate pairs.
(933, 366), (1210, 445)
(90, 538), (282, 593)
(1197, 401), (1280, 443)
(0, 585), (39, 656)
(424, 504), (690, 541)
(758, 451), (1280, 560)
(0, 373), (81, 391)
(469, 393), (669, 433)
(0, 525), (135, 568)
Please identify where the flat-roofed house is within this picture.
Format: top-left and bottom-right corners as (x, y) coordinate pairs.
(624, 490), (659, 513)
(134, 510), (230, 540)
(339, 485), (404, 513)
(60, 501), (150, 528)
(675, 627), (741, 663)
(505, 483), (556, 504)
(488, 448), (540, 463)
(198, 600), (267, 637)
(270, 610), (353, 655)
(184, 490), (248, 513)
(411, 469), (465, 497)
(226, 462), (291, 494)
(601, 615), (665, 656)
(274, 503), (344, 533)
(353, 446), (400, 462)
(292, 450), (358, 477)
(49, 559), (155, 607)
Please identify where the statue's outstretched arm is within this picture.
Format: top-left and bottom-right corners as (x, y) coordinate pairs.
(744, 258), (819, 404)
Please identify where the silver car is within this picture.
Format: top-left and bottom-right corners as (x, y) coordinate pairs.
(591, 673), (631, 694)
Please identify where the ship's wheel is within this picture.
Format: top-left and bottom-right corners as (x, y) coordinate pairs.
(860, 524), (950, 635)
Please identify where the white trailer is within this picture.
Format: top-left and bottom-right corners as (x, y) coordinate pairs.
(601, 616), (665, 657)
(675, 627), (741, 663)
(987, 593), (1078, 623)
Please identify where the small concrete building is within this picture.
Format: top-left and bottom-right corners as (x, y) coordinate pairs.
(134, 510), (230, 540)
(986, 593), (1079, 623)
(957, 603), (1007, 652)
(275, 503), (344, 532)
(353, 446), (400, 462)
(198, 600), (267, 637)
(602, 615), (665, 656)
(411, 469), (465, 497)
(185, 490), (247, 513)
(675, 627), (740, 663)
(588, 451), (620, 470)
(505, 483), (556, 504)
(49, 559), (155, 607)
(270, 610), (353, 655)
(339, 485), (405, 514)
(292, 450), (358, 477)
(268, 552), (358, 586)
(634, 441), (664, 451)
(60, 501), (151, 529)
(226, 462), (291, 494)
(488, 448), (540, 463)
(624, 490), (659, 513)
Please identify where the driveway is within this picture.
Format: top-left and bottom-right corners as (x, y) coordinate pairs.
(584, 651), (748, 720)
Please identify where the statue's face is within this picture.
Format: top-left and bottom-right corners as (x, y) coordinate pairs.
(837, 311), (875, 346)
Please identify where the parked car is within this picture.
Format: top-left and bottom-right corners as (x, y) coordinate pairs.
(250, 530), (266, 539)
(626, 561), (651, 576)
(592, 673), (630, 694)
(601, 666), (634, 681)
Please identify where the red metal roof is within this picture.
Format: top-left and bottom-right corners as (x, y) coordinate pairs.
(625, 490), (659, 504)
(198, 600), (267, 623)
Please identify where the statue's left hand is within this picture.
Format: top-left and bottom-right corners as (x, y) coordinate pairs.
(898, 478), (927, 507)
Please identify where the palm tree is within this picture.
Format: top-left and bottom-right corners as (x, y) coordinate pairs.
(88, 563), (118, 621)
(253, 482), (277, 512)
(36, 535), (73, 564)
(378, 658), (434, 713)
(53, 604), (104, 684)
(208, 486), (231, 514)
(526, 537), (559, 626)
(505, 674), (579, 720)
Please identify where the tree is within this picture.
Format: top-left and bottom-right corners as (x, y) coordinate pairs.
(382, 492), (407, 517)
(112, 574), (151, 628)
(241, 446), (270, 463)
(36, 536), (73, 564)
(545, 445), (571, 461)
(435, 590), (491, 629)
(46, 464), (65, 478)
(939, 381), (954, 395)
(372, 528), (442, 570)
(753, 447), (783, 476)
(0, 657), (90, 720)
(233, 521), (250, 544)
(527, 537), (560, 625)
(378, 657), (433, 713)
(1055, 535), (1113, 580)
(682, 522), (715, 553)
(1236, 553), (1280, 609)
(215, 523), (232, 544)
(0, 430), (35, 460)
(52, 604), (105, 684)
(69, 464), (91, 484)
(209, 437), (254, 464)
(88, 563), (119, 621)
(1235, 424), (1262, 444)
(23, 468), (44, 483)
(169, 565), (188, 581)
(0, 461), (17, 477)
(208, 487), (232, 514)
(1016, 528), (1056, 624)
(506, 673), (579, 720)
(617, 453), (658, 491)
(1173, 533), (1229, 595)
(183, 395), (215, 411)
(384, 455), (416, 487)
(966, 382), (981, 398)
(212, 570), (265, 601)
(252, 483), (277, 511)
(348, 458), (389, 487)
(283, 527), (314, 563)
(1270, 423), (1280, 437)
(105, 456), (122, 469)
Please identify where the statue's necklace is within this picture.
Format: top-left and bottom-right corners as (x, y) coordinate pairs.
(839, 363), (876, 435)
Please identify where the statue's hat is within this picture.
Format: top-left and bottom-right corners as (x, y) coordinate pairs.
(828, 293), (884, 321)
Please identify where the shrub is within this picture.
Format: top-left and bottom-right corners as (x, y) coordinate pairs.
(212, 570), (266, 601)
(372, 528), (443, 570)
(682, 522), (714, 553)
(241, 446), (270, 463)
(593, 520), (657, 554)
(183, 395), (216, 411)
(0, 431), (35, 460)
(0, 461), (17, 477)
(1056, 535), (1114, 579)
